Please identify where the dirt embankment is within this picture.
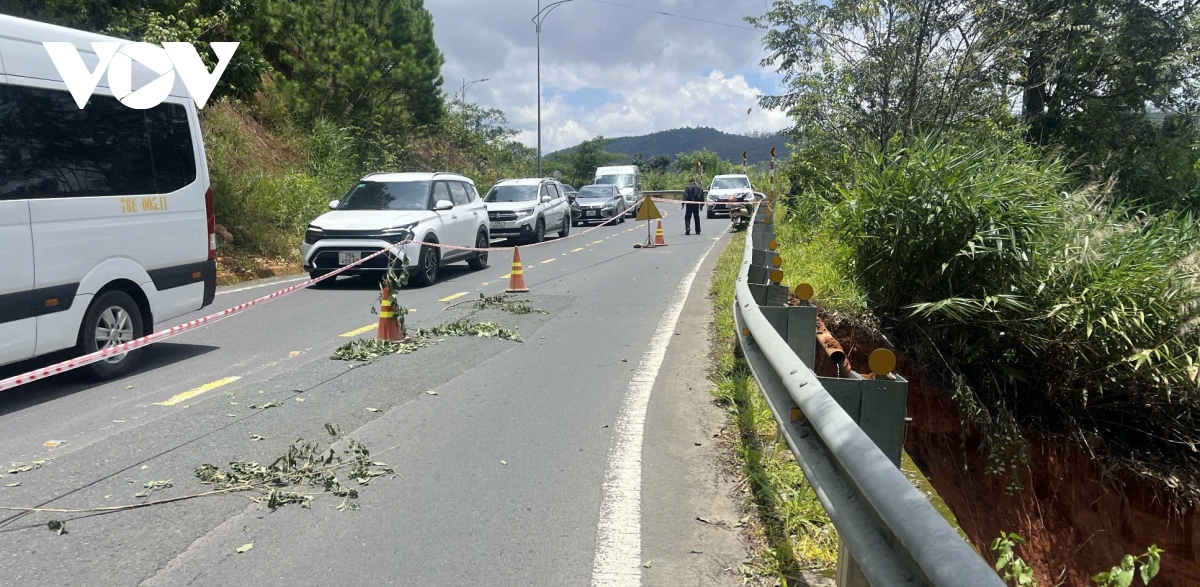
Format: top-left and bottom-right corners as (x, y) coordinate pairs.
(201, 101), (306, 285)
(825, 322), (1199, 586)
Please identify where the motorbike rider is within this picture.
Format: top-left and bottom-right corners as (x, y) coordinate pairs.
(682, 178), (703, 235)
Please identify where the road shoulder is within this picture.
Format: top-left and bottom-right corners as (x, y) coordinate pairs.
(641, 234), (749, 586)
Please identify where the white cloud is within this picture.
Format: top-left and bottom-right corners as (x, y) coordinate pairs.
(427, 0), (788, 152)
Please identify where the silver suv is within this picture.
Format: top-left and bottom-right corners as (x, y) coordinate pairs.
(483, 178), (572, 243)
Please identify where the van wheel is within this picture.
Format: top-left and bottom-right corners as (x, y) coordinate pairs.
(410, 240), (440, 286)
(468, 231), (489, 270)
(80, 290), (145, 380)
(558, 214), (570, 238)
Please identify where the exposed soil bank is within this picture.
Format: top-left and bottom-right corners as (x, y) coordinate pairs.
(827, 321), (1200, 586)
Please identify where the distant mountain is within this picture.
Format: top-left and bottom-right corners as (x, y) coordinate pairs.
(552, 127), (791, 166)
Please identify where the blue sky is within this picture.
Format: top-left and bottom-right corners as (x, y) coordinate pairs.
(426, 0), (790, 151)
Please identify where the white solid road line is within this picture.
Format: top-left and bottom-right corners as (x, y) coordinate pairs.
(216, 276), (306, 296)
(590, 234), (723, 587)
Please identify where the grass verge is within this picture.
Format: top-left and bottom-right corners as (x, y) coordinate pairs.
(708, 236), (838, 581)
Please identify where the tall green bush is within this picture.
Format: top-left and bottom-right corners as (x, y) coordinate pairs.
(824, 136), (1200, 487)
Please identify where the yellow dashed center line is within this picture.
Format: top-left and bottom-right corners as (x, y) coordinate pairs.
(499, 273), (511, 279)
(593, 240), (603, 244)
(340, 324), (376, 338)
(572, 248), (584, 252)
(155, 376), (241, 406)
(541, 258), (556, 264)
(440, 292), (469, 302)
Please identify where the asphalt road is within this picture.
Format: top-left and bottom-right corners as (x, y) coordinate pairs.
(0, 213), (738, 586)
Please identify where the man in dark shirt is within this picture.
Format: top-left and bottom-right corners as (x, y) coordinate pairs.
(682, 178), (703, 235)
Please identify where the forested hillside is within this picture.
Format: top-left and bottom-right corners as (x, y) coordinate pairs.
(553, 127), (790, 166)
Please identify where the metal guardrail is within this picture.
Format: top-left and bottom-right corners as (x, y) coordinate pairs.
(642, 190), (767, 200)
(733, 202), (1005, 587)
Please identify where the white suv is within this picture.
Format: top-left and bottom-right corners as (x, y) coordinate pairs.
(302, 172), (490, 287)
(483, 178), (572, 243)
(706, 174), (756, 218)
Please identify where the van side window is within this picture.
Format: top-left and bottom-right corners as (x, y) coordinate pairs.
(0, 85), (197, 200)
(448, 181), (471, 206)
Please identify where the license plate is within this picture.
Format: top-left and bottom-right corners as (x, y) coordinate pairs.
(587, 211), (597, 217)
(491, 222), (503, 229)
(338, 251), (360, 266)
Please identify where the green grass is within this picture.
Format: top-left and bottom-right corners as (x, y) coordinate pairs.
(708, 237), (838, 579)
(773, 205), (869, 321)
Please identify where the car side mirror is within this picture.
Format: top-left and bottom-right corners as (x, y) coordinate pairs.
(434, 200), (454, 211)
(328, 200), (340, 210)
(541, 195), (552, 203)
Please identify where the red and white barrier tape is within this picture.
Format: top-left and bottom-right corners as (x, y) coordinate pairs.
(0, 198), (670, 391)
(420, 202), (633, 254)
(0, 244), (409, 393)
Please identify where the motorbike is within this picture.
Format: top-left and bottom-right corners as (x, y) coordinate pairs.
(728, 192), (752, 231)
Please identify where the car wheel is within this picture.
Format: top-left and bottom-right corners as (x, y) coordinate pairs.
(558, 214), (570, 238)
(80, 290), (145, 380)
(410, 240), (440, 287)
(531, 218), (546, 243)
(468, 231), (489, 270)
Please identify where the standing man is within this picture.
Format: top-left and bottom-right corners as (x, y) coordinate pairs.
(683, 178), (703, 235)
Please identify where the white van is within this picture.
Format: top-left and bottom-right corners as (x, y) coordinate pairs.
(0, 15), (217, 378)
(594, 165), (642, 217)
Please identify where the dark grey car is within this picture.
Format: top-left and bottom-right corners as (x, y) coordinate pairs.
(571, 185), (627, 226)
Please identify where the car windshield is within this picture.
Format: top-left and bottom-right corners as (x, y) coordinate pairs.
(337, 181), (430, 211)
(577, 187), (613, 199)
(712, 177), (751, 189)
(485, 185), (539, 202)
(595, 174), (634, 188)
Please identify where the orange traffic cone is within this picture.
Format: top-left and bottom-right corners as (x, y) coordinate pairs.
(505, 248), (529, 293)
(653, 220), (668, 247)
(377, 286), (403, 341)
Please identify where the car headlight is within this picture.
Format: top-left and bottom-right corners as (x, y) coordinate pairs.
(707, 193), (718, 201)
(380, 222), (417, 243)
(516, 207), (536, 218)
(304, 226), (323, 245)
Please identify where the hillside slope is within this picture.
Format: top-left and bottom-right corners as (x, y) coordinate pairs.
(554, 127), (791, 165)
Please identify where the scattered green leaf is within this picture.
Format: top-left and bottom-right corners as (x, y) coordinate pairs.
(236, 543), (253, 554)
(8, 458), (52, 475)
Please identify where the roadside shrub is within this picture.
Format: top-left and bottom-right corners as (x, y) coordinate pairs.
(824, 136), (1200, 488)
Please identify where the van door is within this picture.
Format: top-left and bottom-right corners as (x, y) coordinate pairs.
(0, 75), (40, 366)
(0, 201), (37, 366)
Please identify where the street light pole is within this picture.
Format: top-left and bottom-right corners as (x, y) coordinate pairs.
(460, 77), (489, 102)
(533, 0), (574, 178)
